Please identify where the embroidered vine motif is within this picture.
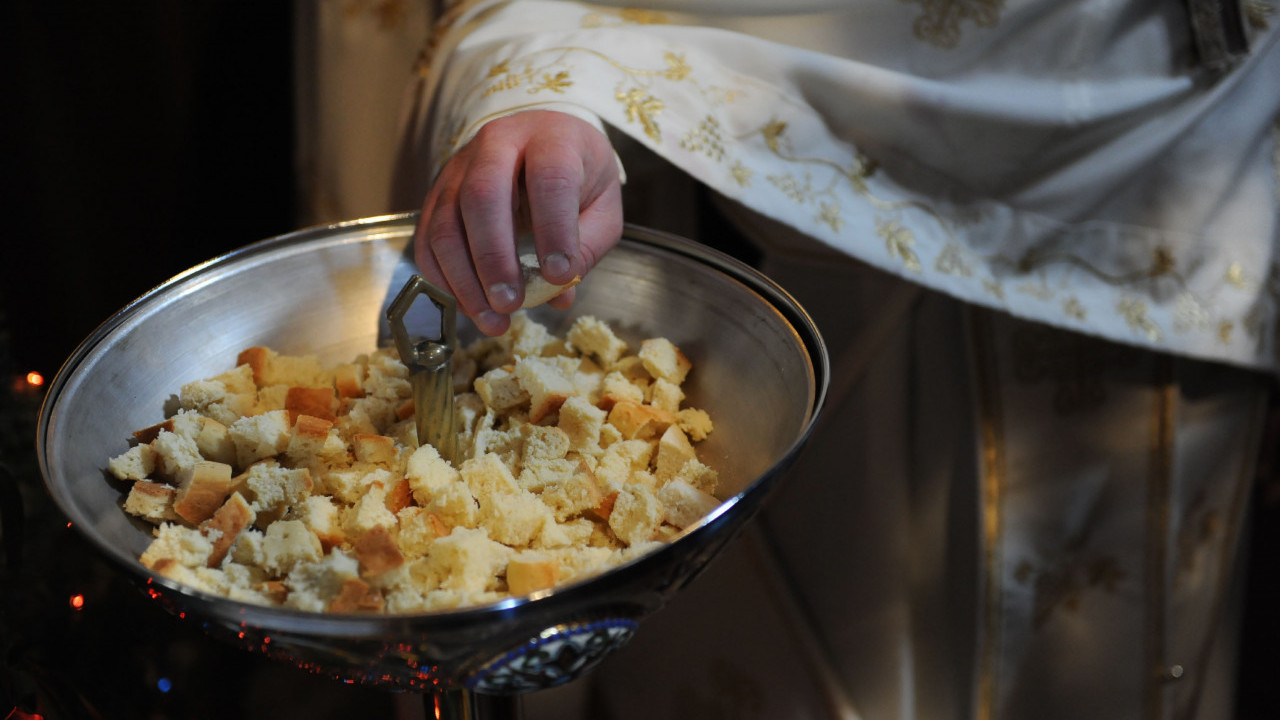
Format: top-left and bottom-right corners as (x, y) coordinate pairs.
(1173, 292), (1212, 334)
(617, 88), (664, 141)
(1118, 297), (1163, 342)
(935, 241), (975, 277)
(1013, 552), (1125, 629)
(902, 0), (1005, 49)
(680, 115), (725, 160)
(880, 219), (922, 273)
(817, 202), (844, 233)
(1227, 262), (1248, 289)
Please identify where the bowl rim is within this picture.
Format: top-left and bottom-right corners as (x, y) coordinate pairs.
(35, 212), (830, 631)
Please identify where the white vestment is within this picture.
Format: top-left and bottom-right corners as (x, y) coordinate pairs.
(315, 1), (1280, 717)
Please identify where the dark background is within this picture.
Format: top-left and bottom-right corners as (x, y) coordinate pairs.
(3, 3), (1280, 719)
(1, 2), (297, 379)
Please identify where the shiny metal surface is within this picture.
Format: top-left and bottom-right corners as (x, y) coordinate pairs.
(37, 213), (828, 693)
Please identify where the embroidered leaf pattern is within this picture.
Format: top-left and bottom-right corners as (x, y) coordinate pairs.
(817, 203), (844, 233)
(1118, 297), (1162, 341)
(617, 88), (664, 141)
(662, 52), (691, 82)
(879, 219), (921, 273)
(531, 71), (572, 94)
(903, 0), (1004, 49)
(762, 120), (788, 154)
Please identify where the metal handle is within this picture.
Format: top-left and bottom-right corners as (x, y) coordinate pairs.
(386, 275), (459, 464)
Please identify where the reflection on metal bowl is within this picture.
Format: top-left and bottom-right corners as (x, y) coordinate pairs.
(36, 213), (827, 698)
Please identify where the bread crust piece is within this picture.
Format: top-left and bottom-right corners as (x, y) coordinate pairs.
(507, 553), (560, 595)
(285, 386), (337, 422)
(173, 461), (234, 525)
(205, 492), (255, 567)
(328, 578), (384, 613)
(606, 401), (676, 441)
(123, 479), (179, 524)
(354, 525), (405, 578)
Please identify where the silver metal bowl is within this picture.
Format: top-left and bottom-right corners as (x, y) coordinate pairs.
(36, 213), (827, 695)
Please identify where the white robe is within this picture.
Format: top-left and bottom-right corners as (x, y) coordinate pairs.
(374, 2), (1279, 717)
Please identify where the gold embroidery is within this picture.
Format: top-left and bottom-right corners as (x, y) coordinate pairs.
(1016, 279), (1054, 302)
(983, 279), (1005, 300)
(761, 120), (788, 155)
(616, 88), (664, 141)
(730, 161), (753, 187)
(1014, 555), (1125, 628)
(581, 8), (672, 28)
(879, 219), (921, 273)
(817, 202), (844, 233)
(936, 241), (975, 277)
(1219, 320), (1234, 344)
(1173, 292), (1210, 333)
(1063, 297), (1087, 321)
(903, 0), (1005, 49)
(662, 52), (691, 82)
(532, 71), (572, 94)
(768, 172), (828, 204)
(680, 116), (725, 160)
(1119, 297), (1163, 342)
(1226, 262), (1248, 288)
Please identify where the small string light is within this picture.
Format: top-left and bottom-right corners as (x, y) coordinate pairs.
(69, 594), (85, 610)
(157, 678), (172, 693)
(25, 371), (44, 387)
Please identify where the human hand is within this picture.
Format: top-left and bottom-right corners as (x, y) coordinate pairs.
(414, 109), (624, 336)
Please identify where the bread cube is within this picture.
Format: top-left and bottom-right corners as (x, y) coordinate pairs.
(172, 460), (234, 525)
(638, 337), (691, 385)
(507, 552), (560, 595)
(229, 409), (293, 468)
(205, 492), (255, 567)
(109, 443), (157, 482)
(123, 479), (179, 524)
(658, 479), (720, 530)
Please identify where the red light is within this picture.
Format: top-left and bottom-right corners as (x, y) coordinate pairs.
(25, 372), (44, 387)
(6, 708), (46, 720)
(69, 594), (85, 610)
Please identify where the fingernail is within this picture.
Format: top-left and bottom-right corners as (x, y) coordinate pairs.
(476, 310), (504, 334)
(542, 252), (571, 279)
(488, 282), (517, 309)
